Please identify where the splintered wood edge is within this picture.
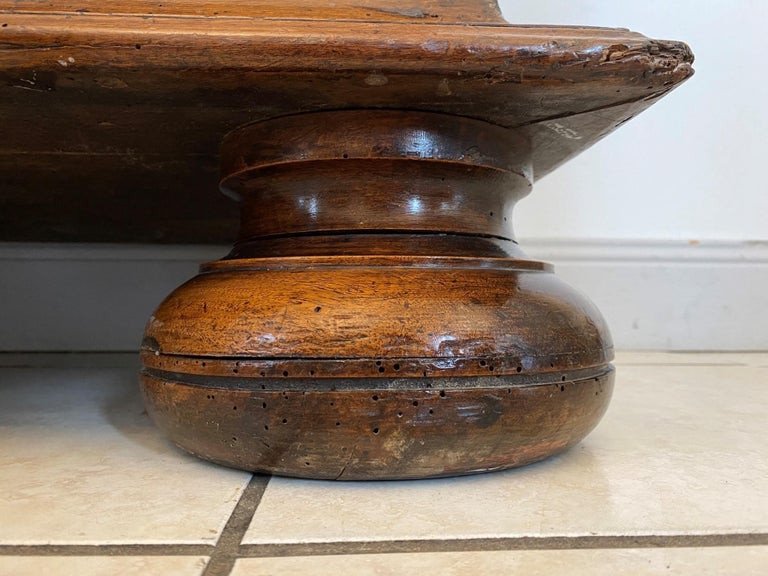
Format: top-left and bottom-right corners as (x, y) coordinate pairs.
(0, 13), (692, 83)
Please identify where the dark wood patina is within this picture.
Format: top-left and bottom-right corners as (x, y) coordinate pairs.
(143, 109), (615, 480)
(0, 1), (693, 242)
(1, 1), (694, 479)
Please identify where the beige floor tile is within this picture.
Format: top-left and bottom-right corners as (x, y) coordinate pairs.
(232, 547), (768, 576)
(0, 556), (208, 576)
(245, 361), (768, 543)
(614, 351), (766, 366)
(0, 367), (251, 544)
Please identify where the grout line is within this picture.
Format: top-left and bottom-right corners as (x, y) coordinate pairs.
(0, 544), (215, 556)
(1, 533), (765, 560)
(237, 533), (768, 558)
(617, 363), (748, 367)
(202, 474), (271, 576)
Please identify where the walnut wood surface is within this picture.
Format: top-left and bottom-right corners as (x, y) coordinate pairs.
(222, 111), (531, 243)
(0, 1), (693, 242)
(140, 109), (617, 479)
(141, 369), (614, 480)
(3, 0), (507, 24)
(2, 2), (693, 479)
(143, 257), (610, 362)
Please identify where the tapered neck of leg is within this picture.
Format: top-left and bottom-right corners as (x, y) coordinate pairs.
(219, 110), (533, 259)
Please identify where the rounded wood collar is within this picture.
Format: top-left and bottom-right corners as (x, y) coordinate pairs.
(220, 110), (532, 190)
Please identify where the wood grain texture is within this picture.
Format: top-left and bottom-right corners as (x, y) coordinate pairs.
(0, 1), (693, 242)
(140, 109), (616, 479)
(143, 258), (610, 363)
(141, 369), (614, 480)
(222, 111), (531, 242)
(2, 0), (507, 24)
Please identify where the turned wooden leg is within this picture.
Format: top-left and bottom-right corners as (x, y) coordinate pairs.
(140, 110), (613, 480)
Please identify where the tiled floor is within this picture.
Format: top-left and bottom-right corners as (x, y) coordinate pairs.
(1, 352), (766, 575)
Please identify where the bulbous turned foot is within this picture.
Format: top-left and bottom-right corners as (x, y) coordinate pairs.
(140, 110), (614, 479)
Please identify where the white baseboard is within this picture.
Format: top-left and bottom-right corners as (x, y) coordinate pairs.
(1, 240), (766, 351)
(0, 244), (228, 352)
(523, 239), (768, 351)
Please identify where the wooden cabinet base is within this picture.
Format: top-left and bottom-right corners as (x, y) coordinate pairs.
(2, 2), (692, 479)
(140, 110), (616, 479)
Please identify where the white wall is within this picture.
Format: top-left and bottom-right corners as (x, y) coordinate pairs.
(500, 0), (768, 242)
